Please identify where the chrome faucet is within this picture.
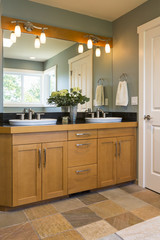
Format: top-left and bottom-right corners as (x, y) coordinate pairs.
(96, 108), (104, 118)
(28, 108), (35, 120)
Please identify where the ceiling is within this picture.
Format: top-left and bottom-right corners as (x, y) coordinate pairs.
(29, 0), (148, 22)
(3, 30), (75, 62)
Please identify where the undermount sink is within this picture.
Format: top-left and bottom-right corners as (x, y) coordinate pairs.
(9, 119), (57, 126)
(85, 117), (122, 123)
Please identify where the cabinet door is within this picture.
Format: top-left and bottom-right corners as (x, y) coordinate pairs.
(13, 144), (41, 206)
(98, 138), (117, 187)
(116, 136), (136, 184)
(42, 142), (67, 200)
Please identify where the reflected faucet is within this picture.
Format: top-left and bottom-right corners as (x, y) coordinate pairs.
(28, 108), (35, 120)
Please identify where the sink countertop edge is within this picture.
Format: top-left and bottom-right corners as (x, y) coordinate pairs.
(0, 122), (138, 134)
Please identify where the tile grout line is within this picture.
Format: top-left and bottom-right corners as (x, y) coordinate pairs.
(115, 233), (124, 240)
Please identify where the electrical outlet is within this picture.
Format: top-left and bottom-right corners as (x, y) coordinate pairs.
(105, 98), (108, 105)
(131, 96), (138, 105)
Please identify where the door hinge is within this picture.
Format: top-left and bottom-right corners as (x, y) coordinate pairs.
(70, 70), (73, 76)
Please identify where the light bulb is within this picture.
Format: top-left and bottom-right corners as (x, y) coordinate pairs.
(34, 36), (40, 48)
(15, 24), (21, 37)
(78, 44), (84, 53)
(87, 39), (93, 49)
(95, 47), (101, 57)
(10, 31), (16, 43)
(105, 43), (111, 53)
(40, 31), (46, 44)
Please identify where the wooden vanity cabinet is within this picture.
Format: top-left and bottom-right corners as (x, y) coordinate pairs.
(98, 128), (136, 188)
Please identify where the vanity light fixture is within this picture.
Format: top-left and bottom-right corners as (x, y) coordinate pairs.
(10, 31), (16, 43)
(95, 47), (101, 57)
(40, 29), (46, 44)
(34, 36), (40, 48)
(3, 38), (13, 48)
(87, 39), (93, 49)
(105, 43), (111, 53)
(78, 44), (84, 53)
(15, 24), (21, 37)
(10, 20), (48, 47)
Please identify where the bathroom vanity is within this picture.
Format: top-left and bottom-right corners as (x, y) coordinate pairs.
(0, 122), (137, 208)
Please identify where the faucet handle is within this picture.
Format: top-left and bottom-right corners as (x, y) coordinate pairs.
(103, 112), (109, 118)
(37, 113), (45, 120)
(16, 113), (25, 120)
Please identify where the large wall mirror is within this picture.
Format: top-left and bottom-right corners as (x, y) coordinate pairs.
(2, 18), (113, 113)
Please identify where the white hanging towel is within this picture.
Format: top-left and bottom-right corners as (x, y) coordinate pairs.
(116, 81), (128, 106)
(96, 85), (104, 106)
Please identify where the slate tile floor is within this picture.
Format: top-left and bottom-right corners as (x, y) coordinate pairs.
(0, 183), (160, 240)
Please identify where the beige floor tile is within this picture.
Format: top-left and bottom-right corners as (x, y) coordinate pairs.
(0, 223), (38, 240)
(25, 204), (57, 220)
(151, 200), (160, 209)
(0, 210), (27, 228)
(44, 230), (84, 240)
(120, 184), (144, 194)
(99, 188), (130, 199)
(133, 189), (160, 204)
(106, 212), (143, 230)
(89, 200), (126, 219)
(110, 194), (147, 211)
(52, 198), (85, 212)
(77, 220), (116, 240)
(131, 205), (160, 220)
(31, 213), (73, 238)
(117, 216), (160, 240)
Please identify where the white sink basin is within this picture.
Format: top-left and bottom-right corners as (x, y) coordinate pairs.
(9, 118), (57, 126)
(85, 117), (122, 123)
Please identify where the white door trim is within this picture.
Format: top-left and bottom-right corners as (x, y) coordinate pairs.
(68, 50), (93, 90)
(137, 17), (160, 187)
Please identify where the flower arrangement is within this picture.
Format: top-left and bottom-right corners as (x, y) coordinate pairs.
(48, 87), (90, 107)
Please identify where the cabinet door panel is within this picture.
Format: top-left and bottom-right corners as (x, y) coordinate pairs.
(98, 138), (116, 187)
(116, 136), (136, 183)
(13, 144), (41, 206)
(42, 142), (67, 200)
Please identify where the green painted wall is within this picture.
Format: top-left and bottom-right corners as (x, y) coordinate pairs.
(3, 58), (44, 71)
(1, 0), (112, 113)
(44, 43), (113, 111)
(112, 0), (160, 112)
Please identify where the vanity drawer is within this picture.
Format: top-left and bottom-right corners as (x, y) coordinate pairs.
(68, 164), (97, 194)
(68, 139), (97, 167)
(68, 129), (97, 140)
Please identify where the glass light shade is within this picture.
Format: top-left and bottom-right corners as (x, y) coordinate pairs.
(78, 44), (84, 53)
(40, 31), (46, 44)
(105, 43), (111, 53)
(15, 24), (21, 37)
(95, 47), (101, 57)
(34, 36), (40, 48)
(87, 39), (93, 49)
(10, 31), (16, 43)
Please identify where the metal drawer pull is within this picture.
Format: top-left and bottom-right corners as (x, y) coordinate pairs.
(115, 142), (117, 157)
(44, 148), (47, 167)
(76, 169), (90, 174)
(76, 143), (90, 147)
(76, 133), (90, 136)
(119, 142), (121, 156)
(38, 148), (41, 168)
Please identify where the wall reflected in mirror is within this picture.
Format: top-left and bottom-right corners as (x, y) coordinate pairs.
(3, 30), (113, 113)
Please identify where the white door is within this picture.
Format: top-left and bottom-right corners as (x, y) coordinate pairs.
(143, 25), (160, 193)
(68, 50), (92, 111)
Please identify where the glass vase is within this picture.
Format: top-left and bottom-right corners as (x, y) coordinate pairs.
(61, 106), (69, 112)
(70, 105), (77, 123)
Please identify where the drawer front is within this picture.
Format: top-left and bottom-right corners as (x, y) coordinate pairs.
(68, 129), (97, 140)
(68, 139), (97, 167)
(12, 131), (67, 145)
(68, 164), (97, 194)
(98, 128), (135, 138)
